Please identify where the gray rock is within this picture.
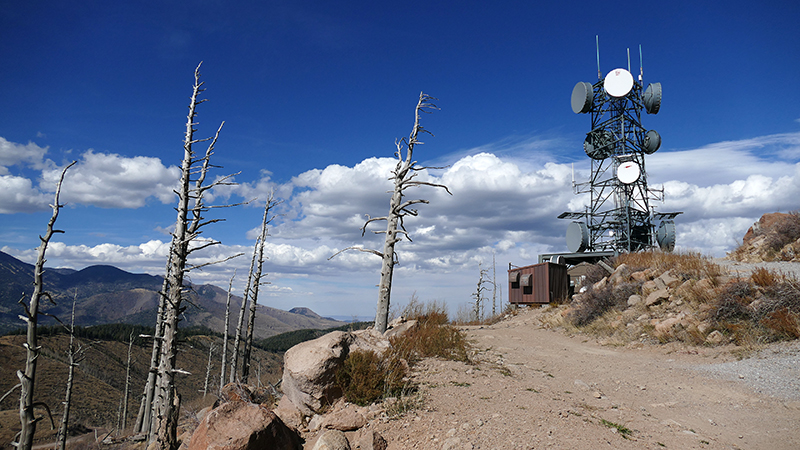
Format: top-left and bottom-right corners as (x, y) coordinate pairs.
(323, 405), (367, 431)
(645, 288), (670, 307)
(312, 430), (351, 450)
(658, 269), (681, 288)
(352, 430), (387, 450)
(273, 395), (304, 432)
(282, 331), (354, 415)
(627, 294), (642, 307)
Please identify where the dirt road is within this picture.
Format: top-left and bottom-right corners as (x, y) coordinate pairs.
(371, 307), (800, 449)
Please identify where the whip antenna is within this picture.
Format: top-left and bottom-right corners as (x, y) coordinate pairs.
(596, 35), (601, 80)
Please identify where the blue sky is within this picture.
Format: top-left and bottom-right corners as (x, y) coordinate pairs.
(2, 1), (799, 318)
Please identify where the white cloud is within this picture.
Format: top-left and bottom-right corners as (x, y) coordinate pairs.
(5, 131), (800, 317)
(647, 132), (800, 186)
(0, 137), (49, 173)
(52, 150), (180, 208)
(0, 174), (50, 213)
(0, 137), (183, 213)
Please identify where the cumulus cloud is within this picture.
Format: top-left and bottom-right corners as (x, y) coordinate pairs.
(5, 131), (800, 315)
(51, 150), (179, 208)
(0, 136), (182, 213)
(0, 137), (50, 173)
(0, 174), (50, 213)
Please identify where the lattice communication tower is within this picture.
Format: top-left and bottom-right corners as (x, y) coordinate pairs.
(559, 46), (681, 254)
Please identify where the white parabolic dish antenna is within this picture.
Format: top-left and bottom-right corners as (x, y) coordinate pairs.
(617, 161), (641, 184)
(604, 68), (634, 97)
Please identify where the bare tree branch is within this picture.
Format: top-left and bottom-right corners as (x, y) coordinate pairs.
(328, 246), (384, 260)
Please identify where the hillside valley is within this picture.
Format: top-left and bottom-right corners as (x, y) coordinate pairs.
(0, 250), (343, 338)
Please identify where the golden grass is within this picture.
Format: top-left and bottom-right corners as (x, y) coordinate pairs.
(337, 300), (472, 407)
(560, 251), (800, 347)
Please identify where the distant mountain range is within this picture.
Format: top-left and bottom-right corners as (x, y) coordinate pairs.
(0, 250), (343, 337)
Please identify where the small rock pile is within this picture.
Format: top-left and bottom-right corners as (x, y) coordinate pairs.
(184, 317), (417, 450)
(564, 262), (736, 345)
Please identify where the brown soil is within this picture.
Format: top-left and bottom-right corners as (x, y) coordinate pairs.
(365, 306), (800, 450)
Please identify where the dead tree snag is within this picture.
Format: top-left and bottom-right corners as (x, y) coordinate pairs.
(330, 92), (450, 332)
(15, 161), (75, 450)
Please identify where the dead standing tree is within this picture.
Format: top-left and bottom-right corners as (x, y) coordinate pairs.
(13, 161), (75, 450)
(219, 270), (235, 393)
(148, 63), (242, 450)
(331, 92), (450, 333)
(472, 263), (490, 322)
(241, 193), (280, 383)
(56, 293), (85, 450)
(134, 251), (172, 436)
(230, 242), (258, 383)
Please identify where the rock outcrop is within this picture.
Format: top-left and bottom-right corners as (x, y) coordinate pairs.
(187, 401), (301, 450)
(730, 212), (800, 262)
(281, 319), (416, 417)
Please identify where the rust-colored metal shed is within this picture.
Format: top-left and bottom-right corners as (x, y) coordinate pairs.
(508, 262), (568, 305)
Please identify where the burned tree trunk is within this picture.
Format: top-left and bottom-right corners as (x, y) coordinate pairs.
(148, 63), (241, 450)
(219, 270), (235, 393)
(241, 194), (279, 383)
(230, 245), (257, 383)
(330, 93), (450, 333)
(56, 295), (84, 450)
(16, 161), (75, 450)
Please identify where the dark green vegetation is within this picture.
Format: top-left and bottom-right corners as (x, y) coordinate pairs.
(3, 323), (224, 342)
(254, 321), (372, 353)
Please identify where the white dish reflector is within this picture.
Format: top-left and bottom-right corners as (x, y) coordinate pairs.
(604, 68), (634, 98)
(617, 161), (640, 184)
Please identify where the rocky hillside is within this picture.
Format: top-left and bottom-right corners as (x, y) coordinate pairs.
(548, 212), (800, 348)
(729, 211), (800, 262)
(0, 331), (282, 449)
(0, 250), (343, 337)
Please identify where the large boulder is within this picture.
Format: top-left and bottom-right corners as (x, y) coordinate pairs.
(282, 331), (354, 416)
(187, 401), (301, 450)
(282, 323), (415, 418)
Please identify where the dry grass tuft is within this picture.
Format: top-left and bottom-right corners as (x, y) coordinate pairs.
(751, 267), (780, 287)
(336, 349), (407, 406)
(390, 313), (471, 364)
(616, 250), (723, 280)
(337, 299), (471, 407)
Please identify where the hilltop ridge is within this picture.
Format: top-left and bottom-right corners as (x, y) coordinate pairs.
(0, 250), (343, 337)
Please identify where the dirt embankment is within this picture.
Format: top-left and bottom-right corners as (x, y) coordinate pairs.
(365, 307), (800, 450)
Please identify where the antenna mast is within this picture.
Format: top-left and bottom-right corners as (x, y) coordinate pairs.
(563, 44), (680, 254)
